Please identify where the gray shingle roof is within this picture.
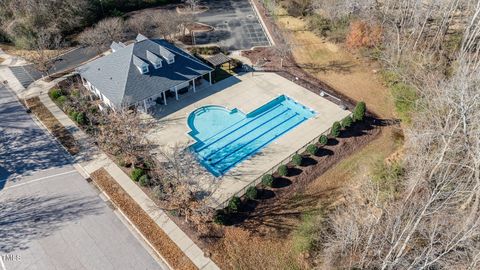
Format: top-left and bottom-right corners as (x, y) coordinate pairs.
(78, 38), (213, 107)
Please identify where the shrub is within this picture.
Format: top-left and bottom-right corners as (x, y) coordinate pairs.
(56, 95), (67, 106)
(49, 88), (62, 100)
(306, 144), (318, 155)
(331, 121), (341, 137)
(353, 101), (366, 122)
(262, 174), (274, 187)
(69, 110), (79, 120)
(139, 174), (150, 186)
(228, 196), (241, 213)
(213, 211), (226, 225)
(278, 165), (288, 177)
(341, 116), (353, 128)
(131, 168), (144, 181)
(318, 134), (328, 145)
(245, 186), (258, 200)
(75, 112), (87, 125)
(292, 154), (303, 166)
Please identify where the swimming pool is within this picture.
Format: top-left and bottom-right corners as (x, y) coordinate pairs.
(187, 95), (316, 176)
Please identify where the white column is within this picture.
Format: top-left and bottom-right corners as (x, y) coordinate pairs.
(175, 86), (178, 100)
(143, 99), (147, 111)
(209, 72), (212, 85)
(163, 91), (167, 105)
(192, 79), (196, 93)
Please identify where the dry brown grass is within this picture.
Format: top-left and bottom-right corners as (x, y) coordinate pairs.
(211, 227), (307, 270)
(90, 168), (197, 270)
(306, 126), (401, 208)
(25, 97), (79, 155)
(0, 44), (68, 62)
(278, 16), (396, 119)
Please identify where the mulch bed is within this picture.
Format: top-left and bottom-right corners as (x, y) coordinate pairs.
(90, 168), (198, 270)
(25, 97), (79, 155)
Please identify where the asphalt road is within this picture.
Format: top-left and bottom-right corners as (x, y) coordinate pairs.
(196, 0), (270, 50)
(0, 84), (166, 270)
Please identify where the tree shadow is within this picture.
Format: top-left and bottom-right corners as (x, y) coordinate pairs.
(316, 148), (334, 157)
(297, 60), (354, 74)
(287, 167), (303, 177)
(0, 194), (103, 253)
(272, 177), (292, 188)
(257, 189), (275, 200)
(301, 157), (318, 166)
(327, 138), (339, 146)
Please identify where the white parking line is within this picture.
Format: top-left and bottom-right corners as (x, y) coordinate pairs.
(2, 170), (77, 191)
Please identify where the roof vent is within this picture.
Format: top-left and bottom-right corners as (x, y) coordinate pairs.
(133, 55), (149, 74)
(159, 45), (175, 64)
(146, 50), (162, 69)
(136, 33), (148, 42)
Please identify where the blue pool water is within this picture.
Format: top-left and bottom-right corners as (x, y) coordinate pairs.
(187, 95), (316, 176)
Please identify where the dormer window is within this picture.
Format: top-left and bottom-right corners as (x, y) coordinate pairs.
(159, 45), (175, 64)
(146, 50), (162, 69)
(141, 65), (149, 74)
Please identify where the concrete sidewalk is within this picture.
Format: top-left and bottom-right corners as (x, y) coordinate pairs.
(39, 91), (220, 270)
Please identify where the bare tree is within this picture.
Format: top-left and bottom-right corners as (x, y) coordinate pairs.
(30, 28), (63, 75)
(78, 17), (127, 52)
(317, 3), (480, 268)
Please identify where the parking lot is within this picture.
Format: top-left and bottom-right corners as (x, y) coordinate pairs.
(0, 85), (166, 269)
(196, 0), (271, 50)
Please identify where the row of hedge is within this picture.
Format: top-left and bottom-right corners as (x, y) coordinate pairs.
(214, 102), (367, 225)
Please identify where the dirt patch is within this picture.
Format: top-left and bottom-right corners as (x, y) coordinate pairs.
(0, 57), (5, 64)
(25, 97), (79, 155)
(176, 5), (209, 15)
(90, 168), (197, 270)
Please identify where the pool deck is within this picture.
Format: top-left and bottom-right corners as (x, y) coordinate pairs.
(147, 72), (350, 208)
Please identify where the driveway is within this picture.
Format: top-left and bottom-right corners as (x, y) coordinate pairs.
(8, 46), (99, 88)
(196, 0), (271, 50)
(0, 84), (166, 269)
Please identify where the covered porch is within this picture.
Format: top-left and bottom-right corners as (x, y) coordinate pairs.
(139, 72), (213, 113)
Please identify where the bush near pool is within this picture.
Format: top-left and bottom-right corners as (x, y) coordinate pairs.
(278, 165), (288, 177)
(262, 174), (274, 187)
(307, 144), (318, 155)
(318, 134), (328, 145)
(292, 154), (303, 166)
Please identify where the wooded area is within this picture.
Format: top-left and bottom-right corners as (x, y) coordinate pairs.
(0, 0), (175, 48)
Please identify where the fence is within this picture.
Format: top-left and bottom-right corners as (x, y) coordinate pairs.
(215, 112), (353, 209)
